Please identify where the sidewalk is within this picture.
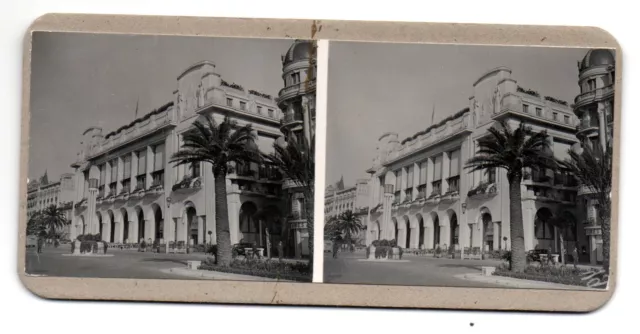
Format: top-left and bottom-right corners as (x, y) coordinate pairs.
(159, 266), (289, 282)
(455, 273), (603, 291)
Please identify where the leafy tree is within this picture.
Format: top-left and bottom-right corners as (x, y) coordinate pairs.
(264, 133), (315, 269)
(465, 120), (556, 273)
(325, 210), (364, 245)
(559, 142), (612, 273)
(170, 114), (260, 267)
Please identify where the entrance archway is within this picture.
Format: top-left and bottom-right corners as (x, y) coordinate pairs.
(417, 214), (425, 249)
(108, 210), (115, 242)
(432, 213), (440, 249)
(481, 209), (494, 251)
(152, 204), (164, 241)
(97, 213), (103, 238)
(186, 206), (198, 244)
(135, 206), (145, 242)
(120, 208), (129, 243)
(403, 216), (411, 248)
(391, 218), (399, 242)
(449, 212), (459, 248)
(239, 201), (258, 244)
(534, 207), (554, 250)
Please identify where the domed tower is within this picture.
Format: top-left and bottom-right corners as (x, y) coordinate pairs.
(574, 49), (616, 149)
(573, 48), (616, 265)
(278, 40), (316, 144)
(277, 40), (316, 260)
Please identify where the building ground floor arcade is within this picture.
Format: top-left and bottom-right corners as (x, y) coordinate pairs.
(70, 191), (310, 258)
(365, 197), (596, 262)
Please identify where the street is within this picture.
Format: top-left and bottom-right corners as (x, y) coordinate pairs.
(323, 250), (506, 288)
(25, 245), (212, 280)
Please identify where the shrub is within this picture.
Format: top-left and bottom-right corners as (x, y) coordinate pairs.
(206, 244), (218, 257)
(371, 240), (380, 247)
(493, 264), (608, 289)
(140, 240), (147, 249)
(389, 239), (397, 247)
(199, 258), (311, 282)
(501, 250), (512, 262)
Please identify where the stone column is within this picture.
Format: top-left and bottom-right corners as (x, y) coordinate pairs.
(381, 184), (394, 240)
(302, 96), (312, 144)
(87, 178), (98, 234)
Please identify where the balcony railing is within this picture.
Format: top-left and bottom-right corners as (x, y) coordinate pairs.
(430, 180), (442, 197)
(278, 80), (317, 101)
(574, 84), (615, 108)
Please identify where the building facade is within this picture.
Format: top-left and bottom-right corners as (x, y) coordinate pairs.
(277, 40), (317, 258)
(573, 49), (616, 264)
(362, 66), (587, 258)
(324, 178), (369, 219)
(68, 40), (315, 258)
(27, 172), (75, 236)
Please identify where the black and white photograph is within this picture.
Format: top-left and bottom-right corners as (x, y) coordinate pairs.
(323, 41), (614, 290)
(25, 32), (316, 283)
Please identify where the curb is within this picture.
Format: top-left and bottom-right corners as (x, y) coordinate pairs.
(455, 273), (599, 291)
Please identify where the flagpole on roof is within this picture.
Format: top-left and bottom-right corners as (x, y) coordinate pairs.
(134, 98), (139, 120)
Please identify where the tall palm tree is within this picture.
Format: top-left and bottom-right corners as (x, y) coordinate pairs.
(559, 142), (612, 273)
(170, 114), (259, 267)
(265, 133), (315, 269)
(27, 210), (45, 236)
(39, 205), (71, 239)
(465, 120), (556, 273)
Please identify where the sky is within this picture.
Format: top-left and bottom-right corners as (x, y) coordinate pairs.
(28, 32), (294, 181)
(324, 41), (589, 188)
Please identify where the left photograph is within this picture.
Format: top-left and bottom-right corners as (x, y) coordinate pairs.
(24, 33), (316, 282)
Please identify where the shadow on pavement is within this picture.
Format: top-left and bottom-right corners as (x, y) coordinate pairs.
(142, 258), (189, 265)
(437, 264), (483, 271)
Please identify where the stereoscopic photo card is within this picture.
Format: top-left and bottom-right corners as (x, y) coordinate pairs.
(18, 14), (620, 312)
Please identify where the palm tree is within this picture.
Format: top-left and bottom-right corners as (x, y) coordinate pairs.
(465, 120), (556, 273)
(559, 142), (612, 273)
(27, 210), (45, 236)
(264, 133), (315, 269)
(37, 205), (70, 240)
(170, 114), (259, 267)
(329, 210), (365, 244)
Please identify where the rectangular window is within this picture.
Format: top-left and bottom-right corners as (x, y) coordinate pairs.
(268, 109), (274, 117)
(110, 159), (118, 183)
(433, 155), (443, 181)
(291, 73), (300, 84)
(123, 155), (131, 179)
(240, 101), (246, 110)
(523, 104), (529, 113)
(395, 170), (402, 192)
(564, 115), (570, 124)
(99, 164), (106, 185)
(257, 106), (262, 114)
(449, 149), (461, 177)
(553, 112), (558, 121)
(153, 143), (165, 171)
(137, 150), (147, 176)
(419, 161), (428, 185)
(406, 165), (414, 188)
(487, 168), (496, 184)
(191, 162), (201, 178)
(226, 98), (233, 107)
(535, 107), (542, 117)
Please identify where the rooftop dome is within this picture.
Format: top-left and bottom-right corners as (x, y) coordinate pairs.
(580, 49), (615, 70)
(282, 40), (314, 66)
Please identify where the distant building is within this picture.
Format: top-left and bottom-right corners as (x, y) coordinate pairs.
(27, 171), (75, 237)
(324, 178), (369, 245)
(573, 48), (616, 264)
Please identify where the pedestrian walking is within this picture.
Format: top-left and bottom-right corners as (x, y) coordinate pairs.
(332, 241), (339, 259)
(572, 246), (579, 269)
(36, 236), (44, 254)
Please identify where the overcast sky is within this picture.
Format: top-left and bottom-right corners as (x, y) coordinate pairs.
(28, 32), (293, 181)
(325, 41), (590, 188)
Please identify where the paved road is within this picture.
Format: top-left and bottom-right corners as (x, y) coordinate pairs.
(324, 251), (506, 288)
(25, 245), (215, 280)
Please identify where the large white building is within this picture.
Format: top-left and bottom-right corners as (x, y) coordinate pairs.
(362, 65), (586, 257)
(27, 171), (75, 236)
(68, 40), (315, 258)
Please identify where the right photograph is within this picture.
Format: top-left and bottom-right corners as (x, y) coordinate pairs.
(322, 41), (615, 290)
